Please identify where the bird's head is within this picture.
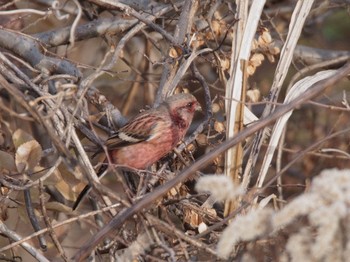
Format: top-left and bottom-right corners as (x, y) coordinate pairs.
(164, 93), (201, 129)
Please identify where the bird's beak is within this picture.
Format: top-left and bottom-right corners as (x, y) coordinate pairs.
(195, 102), (202, 112)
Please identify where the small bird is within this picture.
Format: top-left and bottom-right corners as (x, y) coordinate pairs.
(73, 93), (201, 209)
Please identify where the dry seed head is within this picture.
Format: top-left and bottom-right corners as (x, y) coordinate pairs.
(269, 45), (280, 55)
(220, 58), (230, 71)
(246, 89), (261, 103)
(250, 53), (265, 67)
(266, 53), (275, 63)
(211, 103), (221, 113)
(196, 133), (208, 146)
(214, 121), (225, 133)
(251, 39), (259, 50)
(247, 65), (257, 76)
(261, 30), (272, 44)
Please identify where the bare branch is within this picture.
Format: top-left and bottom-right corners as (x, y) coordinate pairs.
(0, 29), (81, 77)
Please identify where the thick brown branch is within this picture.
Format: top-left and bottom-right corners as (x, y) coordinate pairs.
(0, 29), (81, 77)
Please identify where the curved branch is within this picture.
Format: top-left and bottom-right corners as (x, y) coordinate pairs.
(34, 17), (137, 47)
(0, 29), (81, 77)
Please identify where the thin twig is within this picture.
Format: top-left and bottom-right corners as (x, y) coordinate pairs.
(24, 188), (47, 251)
(0, 221), (50, 262)
(39, 180), (68, 261)
(74, 62), (350, 261)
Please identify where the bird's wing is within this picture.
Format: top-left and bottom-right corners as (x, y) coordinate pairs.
(105, 112), (164, 150)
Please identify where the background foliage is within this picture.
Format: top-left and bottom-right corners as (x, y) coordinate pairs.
(0, 0), (349, 261)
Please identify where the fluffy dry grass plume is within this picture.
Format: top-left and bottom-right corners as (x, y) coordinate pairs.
(195, 175), (244, 202)
(210, 169), (350, 260)
(1, 1), (350, 261)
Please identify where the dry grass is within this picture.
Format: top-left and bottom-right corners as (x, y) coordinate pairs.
(0, 0), (350, 261)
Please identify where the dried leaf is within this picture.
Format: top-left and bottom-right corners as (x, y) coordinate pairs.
(16, 187), (50, 204)
(0, 151), (16, 173)
(58, 163), (82, 187)
(36, 166), (62, 186)
(55, 179), (76, 202)
(12, 129), (34, 149)
(15, 140), (42, 173)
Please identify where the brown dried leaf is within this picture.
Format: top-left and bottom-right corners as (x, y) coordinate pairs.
(58, 163), (82, 187)
(0, 151), (16, 173)
(12, 129), (34, 149)
(15, 140), (42, 173)
(55, 179), (76, 202)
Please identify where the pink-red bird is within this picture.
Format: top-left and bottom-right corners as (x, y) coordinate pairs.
(106, 93), (201, 169)
(73, 93), (201, 210)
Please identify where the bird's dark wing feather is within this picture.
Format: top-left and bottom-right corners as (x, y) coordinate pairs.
(105, 113), (164, 150)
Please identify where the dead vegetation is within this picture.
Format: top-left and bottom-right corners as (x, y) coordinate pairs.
(0, 0), (350, 261)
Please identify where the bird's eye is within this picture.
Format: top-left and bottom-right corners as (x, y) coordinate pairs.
(186, 102), (193, 108)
